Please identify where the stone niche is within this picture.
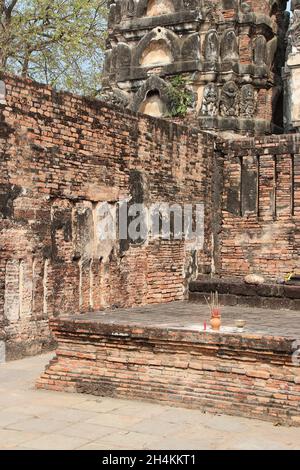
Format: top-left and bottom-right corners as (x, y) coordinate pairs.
(146, 0), (175, 17)
(138, 89), (166, 116)
(140, 39), (173, 66)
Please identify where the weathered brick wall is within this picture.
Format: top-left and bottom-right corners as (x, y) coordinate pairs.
(0, 73), (213, 359)
(2, 72), (300, 360)
(216, 135), (300, 280)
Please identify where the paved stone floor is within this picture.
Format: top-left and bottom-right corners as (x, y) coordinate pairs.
(68, 301), (300, 338)
(0, 353), (300, 450)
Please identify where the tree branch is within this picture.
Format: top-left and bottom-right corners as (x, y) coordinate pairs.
(5, 0), (19, 19)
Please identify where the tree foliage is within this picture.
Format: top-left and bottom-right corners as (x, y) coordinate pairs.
(167, 75), (193, 118)
(0, 0), (107, 96)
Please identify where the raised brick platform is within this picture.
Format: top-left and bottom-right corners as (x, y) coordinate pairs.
(189, 278), (300, 310)
(37, 302), (300, 426)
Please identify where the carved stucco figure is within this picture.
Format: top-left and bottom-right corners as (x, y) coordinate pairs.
(240, 85), (256, 118)
(204, 30), (219, 63)
(200, 84), (219, 116)
(290, 9), (300, 52)
(221, 30), (239, 62)
(220, 82), (239, 117)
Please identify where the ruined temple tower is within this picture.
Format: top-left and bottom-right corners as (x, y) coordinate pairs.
(102, 0), (289, 135)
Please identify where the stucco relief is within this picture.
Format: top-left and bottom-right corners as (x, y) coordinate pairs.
(290, 9), (300, 52)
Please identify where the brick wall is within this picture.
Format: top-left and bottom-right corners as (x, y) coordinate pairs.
(1, 72), (300, 360)
(37, 314), (300, 426)
(0, 73), (214, 359)
(216, 135), (300, 280)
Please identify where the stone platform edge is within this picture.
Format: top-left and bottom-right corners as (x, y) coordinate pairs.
(189, 278), (300, 310)
(36, 317), (300, 426)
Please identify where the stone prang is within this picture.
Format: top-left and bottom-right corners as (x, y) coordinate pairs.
(102, 0), (289, 135)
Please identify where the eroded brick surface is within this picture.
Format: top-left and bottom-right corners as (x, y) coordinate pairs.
(216, 136), (300, 279)
(37, 302), (300, 426)
(1, 72), (300, 360)
(0, 73), (213, 359)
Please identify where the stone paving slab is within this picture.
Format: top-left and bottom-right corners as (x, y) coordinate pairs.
(0, 353), (300, 450)
(65, 301), (300, 338)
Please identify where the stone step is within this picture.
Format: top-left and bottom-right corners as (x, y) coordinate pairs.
(189, 277), (300, 310)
